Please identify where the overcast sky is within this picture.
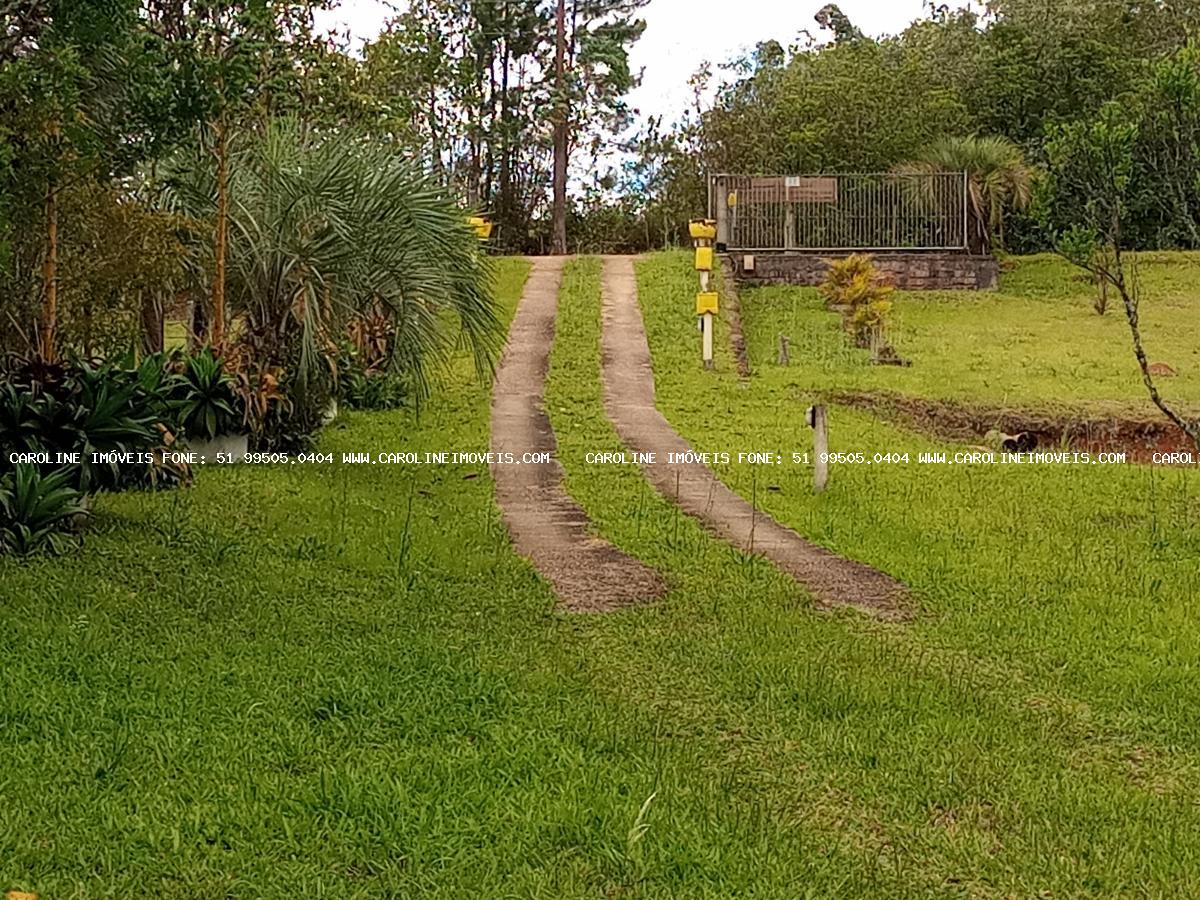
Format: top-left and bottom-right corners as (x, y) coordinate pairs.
(312, 1), (976, 124)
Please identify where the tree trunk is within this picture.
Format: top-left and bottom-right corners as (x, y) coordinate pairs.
(140, 290), (164, 355)
(483, 46), (496, 205)
(212, 115), (229, 352)
(427, 80), (442, 181)
(497, 38), (513, 245)
(40, 181), (58, 361)
(1117, 273), (1200, 452)
(469, 60), (483, 206)
(189, 290), (208, 351)
(551, 0), (568, 255)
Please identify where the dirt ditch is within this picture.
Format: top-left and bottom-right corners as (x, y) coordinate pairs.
(831, 390), (1198, 463)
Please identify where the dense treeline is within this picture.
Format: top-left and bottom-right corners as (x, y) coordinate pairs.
(0, 0), (516, 458)
(0, 0), (650, 361)
(6, 0), (1200, 362)
(644, 1), (1200, 254)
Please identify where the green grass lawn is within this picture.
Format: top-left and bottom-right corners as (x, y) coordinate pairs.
(4, 253), (1200, 897)
(638, 252), (1200, 728)
(741, 251), (1200, 416)
(547, 257), (1200, 894)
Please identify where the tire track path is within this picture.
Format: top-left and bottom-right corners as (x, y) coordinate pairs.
(600, 256), (908, 620)
(490, 257), (665, 612)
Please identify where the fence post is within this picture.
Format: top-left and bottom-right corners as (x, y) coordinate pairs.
(807, 404), (828, 493)
(962, 169), (970, 252)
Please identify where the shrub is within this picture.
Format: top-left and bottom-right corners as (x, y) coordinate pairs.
(818, 254), (895, 348)
(340, 370), (407, 412)
(170, 348), (242, 442)
(0, 350), (245, 560)
(0, 464), (88, 557)
(62, 360), (162, 492)
(335, 325), (408, 412)
(158, 118), (502, 443)
(0, 354), (191, 492)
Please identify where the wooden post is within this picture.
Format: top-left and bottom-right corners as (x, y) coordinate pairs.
(777, 334), (790, 366)
(140, 292), (164, 356)
(809, 404), (828, 493)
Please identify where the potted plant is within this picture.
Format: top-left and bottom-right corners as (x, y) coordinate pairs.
(171, 349), (248, 461)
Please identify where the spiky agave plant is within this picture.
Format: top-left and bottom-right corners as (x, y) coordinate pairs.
(893, 135), (1034, 254)
(158, 119), (501, 439)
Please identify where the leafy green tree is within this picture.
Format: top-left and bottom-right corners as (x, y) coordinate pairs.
(814, 3), (863, 45)
(649, 0), (1200, 253)
(363, 0), (549, 250)
(189, 1), (272, 351)
(160, 1), (332, 351)
(1043, 103), (1199, 450)
(549, 0), (648, 254)
(1038, 46), (1200, 253)
(0, 0), (196, 358)
(701, 30), (970, 177)
(1131, 45), (1200, 248)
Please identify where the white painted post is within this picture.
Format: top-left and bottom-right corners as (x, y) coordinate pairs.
(690, 218), (718, 370)
(808, 404), (828, 493)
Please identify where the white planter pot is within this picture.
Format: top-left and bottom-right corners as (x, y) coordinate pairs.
(187, 433), (250, 463)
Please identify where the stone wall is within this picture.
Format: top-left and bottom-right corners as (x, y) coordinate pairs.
(726, 252), (999, 291)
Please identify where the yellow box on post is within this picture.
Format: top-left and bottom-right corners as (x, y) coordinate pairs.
(694, 246), (714, 271)
(688, 219), (717, 241)
(468, 216), (493, 239)
(695, 291), (719, 315)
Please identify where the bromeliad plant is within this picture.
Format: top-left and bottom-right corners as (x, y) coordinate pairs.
(818, 254), (895, 349)
(170, 348), (242, 442)
(1, 357), (162, 492)
(0, 350), (235, 557)
(0, 351), (237, 492)
(0, 464), (88, 557)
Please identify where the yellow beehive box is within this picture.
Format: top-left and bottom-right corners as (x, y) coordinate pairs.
(695, 291), (719, 315)
(688, 219), (717, 240)
(694, 246), (714, 271)
(468, 216), (493, 239)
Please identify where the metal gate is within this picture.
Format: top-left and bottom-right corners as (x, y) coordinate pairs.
(709, 172), (969, 252)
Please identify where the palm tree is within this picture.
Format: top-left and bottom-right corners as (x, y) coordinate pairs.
(895, 135), (1034, 254)
(158, 118), (501, 424)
